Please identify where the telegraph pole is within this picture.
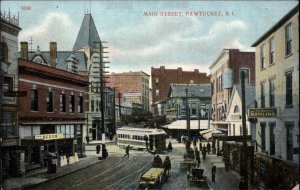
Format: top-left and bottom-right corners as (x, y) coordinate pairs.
(185, 88), (190, 141)
(241, 71), (248, 189)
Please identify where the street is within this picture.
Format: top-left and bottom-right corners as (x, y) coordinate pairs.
(31, 140), (212, 190)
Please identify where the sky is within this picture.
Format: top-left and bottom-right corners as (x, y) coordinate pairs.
(1, 1), (299, 75)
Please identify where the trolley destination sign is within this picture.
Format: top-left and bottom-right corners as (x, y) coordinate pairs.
(248, 108), (277, 118)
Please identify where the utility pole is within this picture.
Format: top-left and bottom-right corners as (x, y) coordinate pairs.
(118, 92), (122, 124)
(241, 71), (248, 189)
(185, 88), (190, 141)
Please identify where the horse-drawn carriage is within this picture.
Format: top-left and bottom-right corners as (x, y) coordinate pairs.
(139, 168), (167, 189)
(187, 168), (207, 185)
(180, 149), (196, 170)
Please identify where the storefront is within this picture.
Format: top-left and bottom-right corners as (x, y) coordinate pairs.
(255, 152), (299, 189)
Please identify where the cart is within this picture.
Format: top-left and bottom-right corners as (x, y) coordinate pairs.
(180, 158), (196, 170)
(139, 168), (166, 189)
(187, 168), (207, 186)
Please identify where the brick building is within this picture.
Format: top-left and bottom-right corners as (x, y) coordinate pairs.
(151, 66), (210, 115)
(18, 50), (89, 171)
(106, 71), (150, 111)
(209, 49), (255, 131)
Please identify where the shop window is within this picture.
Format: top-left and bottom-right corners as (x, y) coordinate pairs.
(286, 122), (294, 160)
(60, 94), (66, 112)
(0, 111), (14, 137)
(47, 91), (53, 112)
(31, 89), (38, 111)
(69, 95), (75, 113)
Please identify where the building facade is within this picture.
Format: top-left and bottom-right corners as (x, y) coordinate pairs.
(209, 49), (255, 131)
(151, 66), (210, 115)
(0, 11), (22, 179)
(106, 71), (150, 112)
(252, 5), (299, 189)
(18, 56), (89, 171)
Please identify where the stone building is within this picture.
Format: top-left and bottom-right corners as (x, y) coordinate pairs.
(0, 11), (22, 179)
(209, 49), (255, 132)
(251, 5), (299, 189)
(151, 66), (210, 115)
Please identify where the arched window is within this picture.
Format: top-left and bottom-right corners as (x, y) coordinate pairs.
(0, 42), (8, 63)
(234, 105), (240, 113)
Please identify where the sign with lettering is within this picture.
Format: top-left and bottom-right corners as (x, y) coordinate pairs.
(35, 133), (64, 140)
(248, 108), (277, 118)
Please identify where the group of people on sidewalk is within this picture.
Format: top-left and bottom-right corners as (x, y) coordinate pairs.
(96, 144), (108, 159)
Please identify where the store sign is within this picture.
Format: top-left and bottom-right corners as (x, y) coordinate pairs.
(248, 108), (277, 118)
(35, 133), (64, 140)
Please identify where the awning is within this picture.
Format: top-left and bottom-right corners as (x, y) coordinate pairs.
(199, 128), (222, 140)
(161, 120), (210, 130)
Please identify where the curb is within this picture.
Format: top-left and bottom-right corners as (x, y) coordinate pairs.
(21, 158), (102, 190)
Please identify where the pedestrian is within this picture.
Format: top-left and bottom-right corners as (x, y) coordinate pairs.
(96, 144), (101, 154)
(167, 141), (173, 152)
(153, 155), (163, 168)
(199, 142), (203, 151)
(202, 147), (207, 160)
(102, 144), (108, 159)
(212, 164), (216, 182)
(194, 147), (201, 168)
(163, 156), (171, 175)
(86, 136), (90, 145)
(193, 139), (197, 148)
(144, 135), (149, 150)
(239, 177), (247, 190)
(207, 142), (211, 154)
(42, 150), (48, 167)
(123, 145), (130, 157)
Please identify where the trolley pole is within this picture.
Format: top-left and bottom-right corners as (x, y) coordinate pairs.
(241, 71), (248, 189)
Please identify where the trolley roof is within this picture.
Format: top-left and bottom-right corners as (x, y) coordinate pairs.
(116, 127), (166, 135)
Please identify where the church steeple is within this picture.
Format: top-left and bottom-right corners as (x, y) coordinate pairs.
(73, 14), (101, 51)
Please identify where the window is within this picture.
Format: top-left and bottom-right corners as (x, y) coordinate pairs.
(60, 94), (66, 112)
(96, 100), (99, 112)
(0, 42), (8, 63)
(269, 79), (275, 107)
(0, 111), (14, 137)
(240, 68), (250, 84)
(155, 78), (159, 84)
(234, 105), (240, 113)
(31, 89), (38, 111)
(260, 45), (265, 70)
(3, 76), (13, 92)
(261, 122), (266, 151)
(228, 124), (231, 136)
(269, 123), (276, 155)
(69, 95), (75, 113)
(91, 100), (94, 112)
(286, 72), (293, 107)
(47, 91), (53, 112)
(260, 82), (265, 108)
(78, 96), (83, 113)
(191, 103), (196, 115)
(286, 122), (294, 160)
(233, 124), (235, 136)
(155, 89), (159, 96)
(269, 38), (275, 65)
(285, 24), (292, 56)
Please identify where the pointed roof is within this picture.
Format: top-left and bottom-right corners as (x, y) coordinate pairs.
(73, 14), (101, 51)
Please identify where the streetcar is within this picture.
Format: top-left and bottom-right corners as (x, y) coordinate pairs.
(116, 127), (167, 151)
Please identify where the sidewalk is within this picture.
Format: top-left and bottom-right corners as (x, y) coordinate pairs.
(2, 155), (100, 190)
(200, 154), (240, 190)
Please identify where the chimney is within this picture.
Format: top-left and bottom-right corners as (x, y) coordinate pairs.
(20, 41), (28, 60)
(50, 42), (57, 67)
